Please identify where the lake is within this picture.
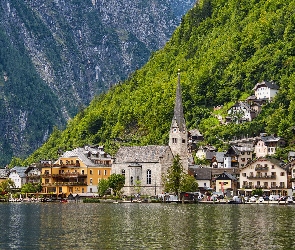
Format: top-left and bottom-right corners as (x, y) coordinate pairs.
(0, 202), (294, 250)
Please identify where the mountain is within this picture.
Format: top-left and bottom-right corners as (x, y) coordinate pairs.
(0, 0), (196, 166)
(23, 0), (295, 165)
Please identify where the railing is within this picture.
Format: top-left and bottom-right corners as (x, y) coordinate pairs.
(42, 182), (87, 186)
(255, 166), (268, 171)
(41, 172), (87, 178)
(247, 175), (276, 179)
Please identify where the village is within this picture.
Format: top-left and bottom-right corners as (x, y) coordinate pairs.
(1, 75), (295, 204)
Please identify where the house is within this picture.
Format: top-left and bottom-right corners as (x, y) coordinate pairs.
(226, 101), (257, 124)
(210, 152), (226, 168)
(239, 157), (288, 197)
(25, 165), (41, 184)
(254, 134), (285, 158)
(111, 71), (190, 196)
(188, 129), (204, 152)
(41, 146), (112, 197)
(195, 145), (216, 160)
(213, 171), (238, 196)
(224, 145), (253, 168)
(9, 166), (27, 189)
(0, 168), (9, 183)
(253, 80), (279, 101)
(111, 145), (174, 196)
(189, 167), (211, 191)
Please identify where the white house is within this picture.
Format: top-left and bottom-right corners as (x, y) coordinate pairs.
(9, 166), (27, 188)
(254, 134), (285, 158)
(253, 80), (279, 101)
(226, 101), (257, 124)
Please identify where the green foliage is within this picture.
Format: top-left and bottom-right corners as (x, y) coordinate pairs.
(163, 155), (184, 195)
(22, 0), (295, 164)
(252, 188), (263, 196)
(180, 175), (199, 193)
(108, 174), (125, 197)
(0, 179), (15, 195)
(21, 183), (42, 194)
(97, 179), (109, 197)
(83, 198), (100, 203)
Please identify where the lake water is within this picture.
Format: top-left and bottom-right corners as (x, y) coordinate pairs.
(0, 202), (294, 250)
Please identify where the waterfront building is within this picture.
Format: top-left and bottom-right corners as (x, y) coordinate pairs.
(112, 71), (190, 196)
(239, 157), (288, 197)
(213, 171), (238, 196)
(9, 166), (27, 189)
(40, 146), (112, 197)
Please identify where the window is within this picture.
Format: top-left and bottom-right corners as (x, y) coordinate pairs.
(44, 170), (49, 174)
(131, 176), (134, 185)
(272, 165), (275, 169)
(147, 169), (151, 184)
(90, 170), (93, 175)
(172, 138), (177, 143)
(104, 170), (107, 175)
(81, 170), (84, 175)
(45, 179), (49, 183)
(241, 158), (245, 161)
(90, 178), (93, 184)
(59, 187), (62, 193)
(90, 188), (93, 193)
(182, 139), (186, 143)
(122, 169), (125, 176)
(98, 170), (101, 175)
(242, 173), (246, 177)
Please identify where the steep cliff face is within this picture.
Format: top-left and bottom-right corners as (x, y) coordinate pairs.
(0, 0), (195, 165)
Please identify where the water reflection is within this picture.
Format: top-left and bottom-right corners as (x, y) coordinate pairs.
(0, 203), (295, 249)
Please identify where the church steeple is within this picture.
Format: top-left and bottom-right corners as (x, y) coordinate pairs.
(169, 70), (188, 172)
(171, 69), (186, 132)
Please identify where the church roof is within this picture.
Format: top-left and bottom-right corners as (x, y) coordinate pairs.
(114, 145), (171, 163)
(171, 71), (186, 132)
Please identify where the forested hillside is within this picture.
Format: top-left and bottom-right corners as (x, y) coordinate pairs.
(0, 0), (195, 166)
(22, 0), (295, 165)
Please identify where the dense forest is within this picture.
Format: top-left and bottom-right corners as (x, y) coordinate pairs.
(19, 0), (295, 166)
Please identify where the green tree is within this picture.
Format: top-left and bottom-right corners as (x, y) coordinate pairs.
(108, 174), (125, 197)
(0, 179), (15, 195)
(163, 155), (184, 196)
(97, 179), (109, 197)
(252, 188), (263, 196)
(134, 180), (142, 195)
(21, 183), (41, 194)
(180, 174), (199, 193)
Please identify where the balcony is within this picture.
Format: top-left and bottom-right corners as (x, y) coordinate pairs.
(247, 175), (276, 179)
(42, 182), (87, 186)
(41, 172), (87, 178)
(255, 166), (269, 171)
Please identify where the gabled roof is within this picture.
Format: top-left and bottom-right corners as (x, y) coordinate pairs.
(260, 135), (282, 143)
(253, 80), (279, 91)
(114, 145), (171, 163)
(215, 172), (237, 181)
(10, 166), (27, 178)
(189, 167), (211, 180)
(59, 148), (98, 167)
(0, 168), (9, 178)
(189, 129), (203, 137)
(241, 157), (285, 170)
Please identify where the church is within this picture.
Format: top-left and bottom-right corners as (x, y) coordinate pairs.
(111, 71), (189, 196)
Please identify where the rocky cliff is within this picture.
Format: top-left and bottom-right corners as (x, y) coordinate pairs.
(0, 0), (195, 165)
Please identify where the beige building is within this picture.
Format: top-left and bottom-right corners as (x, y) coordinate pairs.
(239, 157), (288, 196)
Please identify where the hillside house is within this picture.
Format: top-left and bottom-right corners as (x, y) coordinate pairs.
(254, 134), (285, 158)
(0, 168), (9, 183)
(226, 101), (257, 124)
(239, 157), (288, 197)
(25, 165), (41, 184)
(195, 145), (216, 159)
(253, 80), (279, 101)
(224, 145), (253, 168)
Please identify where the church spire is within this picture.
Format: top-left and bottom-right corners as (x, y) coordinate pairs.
(171, 69), (186, 132)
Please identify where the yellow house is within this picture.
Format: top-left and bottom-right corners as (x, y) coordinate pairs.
(215, 171), (238, 196)
(41, 146), (112, 198)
